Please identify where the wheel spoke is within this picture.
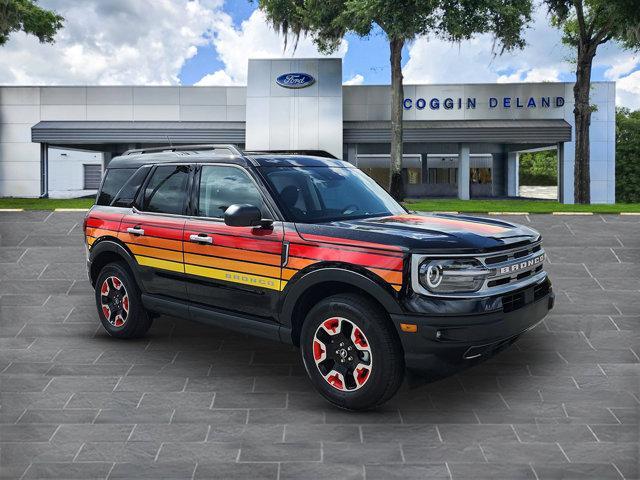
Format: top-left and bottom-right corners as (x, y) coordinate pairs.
(100, 276), (129, 328)
(312, 316), (373, 392)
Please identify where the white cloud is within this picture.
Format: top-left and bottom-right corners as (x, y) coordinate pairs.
(196, 9), (348, 86)
(0, 0), (224, 85)
(403, 9), (571, 85)
(616, 70), (640, 110)
(497, 67), (561, 83)
(343, 74), (364, 85)
(402, 7), (639, 108)
(195, 70), (237, 86)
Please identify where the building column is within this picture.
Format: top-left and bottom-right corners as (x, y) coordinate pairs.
(557, 142), (565, 203)
(40, 143), (49, 198)
(346, 144), (357, 165)
(507, 151), (519, 197)
(457, 143), (470, 200)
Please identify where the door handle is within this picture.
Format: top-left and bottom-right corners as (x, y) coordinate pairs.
(189, 234), (213, 244)
(127, 226), (145, 236)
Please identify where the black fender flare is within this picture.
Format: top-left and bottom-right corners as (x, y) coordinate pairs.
(278, 267), (403, 329)
(88, 238), (142, 287)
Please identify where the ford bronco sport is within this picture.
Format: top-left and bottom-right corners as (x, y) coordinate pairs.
(84, 144), (553, 410)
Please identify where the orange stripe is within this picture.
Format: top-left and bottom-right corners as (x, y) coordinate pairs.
(128, 244), (183, 263)
(367, 268), (403, 285)
(118, 233), (182, 252)
(86, 227), (118, 238)
(184, 253), (281, 279)
(184, 242), (281, 266)
(281, 268), (299, 280)
(286, 257), (317, 270)
(391, 285), (402, 292)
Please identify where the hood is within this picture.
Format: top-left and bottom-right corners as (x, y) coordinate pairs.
(295, 213), (540, 253)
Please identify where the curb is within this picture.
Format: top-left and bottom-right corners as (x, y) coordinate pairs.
(620, 212), (640, 216)
(551, 212), (593, 215)
(487, 212), (529, 215)
(0, 208), (24, 212)
(54, 208), (89, 212)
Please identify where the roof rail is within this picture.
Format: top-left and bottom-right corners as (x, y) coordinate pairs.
(123, 144), (243, 156)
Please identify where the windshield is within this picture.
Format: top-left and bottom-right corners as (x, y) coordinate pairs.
(261, 166), (405, 223)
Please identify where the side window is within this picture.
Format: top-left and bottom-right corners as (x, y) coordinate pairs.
(112, 166), (150, 208)
(143, 165), (190, 215)
(96, 168), (135, 206)
(197, 165), (266, 218)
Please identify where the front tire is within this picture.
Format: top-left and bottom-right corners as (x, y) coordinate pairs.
(300, 294), (404, 410)
(95, 262), (152, 339)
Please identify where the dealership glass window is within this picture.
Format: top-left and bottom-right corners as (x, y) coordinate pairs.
(360, 167), (389, 190)
(406, 168), (421, 185)
(96, 168), (136, 206)
(197, 165), (266, 218)
(142, 165), (190, 215)
(360, 167), (421, 190)
(428, 168), (458, 185)
(471, 168), (492, 184)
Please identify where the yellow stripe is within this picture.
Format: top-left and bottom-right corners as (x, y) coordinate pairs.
(136, 255), (184, 273)
(185, 253), (281, 278)
(129, 244), (183, 263)
(185, 264), (282, 291)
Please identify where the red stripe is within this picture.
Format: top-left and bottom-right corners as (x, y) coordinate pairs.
(123, 215), (185, 229)
(289, 244), (403, 271)
(298, 233), (405, 253)
(88, 211), (124, 222)
(86, 219), (121, 230)
(119, 223), (184, 241)
(189, 231), (282, 254)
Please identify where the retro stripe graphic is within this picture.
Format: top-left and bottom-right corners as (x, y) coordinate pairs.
(84, 213), (406, 293)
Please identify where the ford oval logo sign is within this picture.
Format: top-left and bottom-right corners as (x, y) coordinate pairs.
(276, 72), (315, 89)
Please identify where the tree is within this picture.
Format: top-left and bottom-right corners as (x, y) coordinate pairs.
(258, 0), (533, 200)
(615, 107), (640, 203)
(0, 0), (64, 46)
(544, 0), (640, 204)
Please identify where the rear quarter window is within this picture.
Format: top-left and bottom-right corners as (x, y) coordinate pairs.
(112, 166), (151, 208)
(96, 168), (136, 206)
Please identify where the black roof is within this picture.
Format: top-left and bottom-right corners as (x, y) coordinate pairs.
(107, 145), (350, 169)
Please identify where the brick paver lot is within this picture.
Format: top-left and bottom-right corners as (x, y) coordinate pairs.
(0, 211), (638, 479)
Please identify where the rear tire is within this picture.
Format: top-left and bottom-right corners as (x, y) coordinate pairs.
(95, 262), (152, 339)
(300, 293), (404, 410)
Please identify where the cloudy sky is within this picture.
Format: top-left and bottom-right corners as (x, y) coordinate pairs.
(0, 0), (638, 108)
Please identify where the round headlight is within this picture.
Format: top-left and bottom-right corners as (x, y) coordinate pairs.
(417, 258), (490, 294)
(425, 264), (443, 288)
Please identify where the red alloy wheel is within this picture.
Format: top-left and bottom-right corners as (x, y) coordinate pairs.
(312, 316), (373, 392)
(99, 276), (129, 328)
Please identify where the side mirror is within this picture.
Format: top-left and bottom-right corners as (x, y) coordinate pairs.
(224, 204), (270, 228)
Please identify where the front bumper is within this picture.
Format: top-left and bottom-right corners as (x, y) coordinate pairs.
(391, 279), (554, 376)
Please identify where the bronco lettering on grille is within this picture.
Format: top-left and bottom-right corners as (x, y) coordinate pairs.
(499, 253), (545, 275)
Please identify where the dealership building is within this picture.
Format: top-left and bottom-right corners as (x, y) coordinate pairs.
(0, 58), (616, 203)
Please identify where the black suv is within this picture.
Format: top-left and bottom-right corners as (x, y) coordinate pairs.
(84, 144), (553, 410)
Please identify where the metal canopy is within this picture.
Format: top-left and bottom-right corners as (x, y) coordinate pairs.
(344, 119), (572, 144)
(31, 121), (246, 144)
(32, 119), (571, 146)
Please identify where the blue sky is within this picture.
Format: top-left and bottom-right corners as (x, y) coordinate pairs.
(177, 0), (621, 87)
(1, 0), (637, 107)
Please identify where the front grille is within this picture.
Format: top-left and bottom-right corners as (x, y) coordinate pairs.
(501, 277), (550, 313)
(479, 241), (546, 294)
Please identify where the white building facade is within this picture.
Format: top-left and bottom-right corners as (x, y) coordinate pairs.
(0, 58), (616, 203)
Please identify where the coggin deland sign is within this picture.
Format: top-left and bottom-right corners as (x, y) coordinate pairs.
(403, 95), (565, 110)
